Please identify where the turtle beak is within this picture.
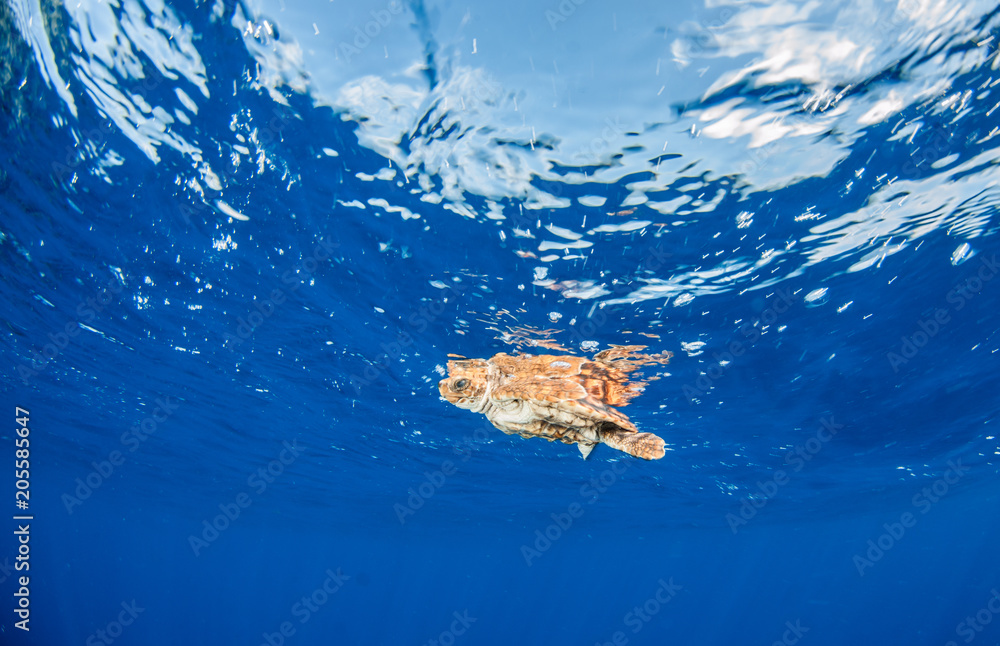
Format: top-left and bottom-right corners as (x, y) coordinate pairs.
(438, 378), (457, 403)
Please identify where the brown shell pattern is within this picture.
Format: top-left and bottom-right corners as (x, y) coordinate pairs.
(438, 345), (672, 460)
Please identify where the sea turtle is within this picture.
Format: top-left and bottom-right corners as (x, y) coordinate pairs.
(438, 346), (671, 460)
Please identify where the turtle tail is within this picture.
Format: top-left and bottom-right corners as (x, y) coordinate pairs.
(600, 428), (666, 460)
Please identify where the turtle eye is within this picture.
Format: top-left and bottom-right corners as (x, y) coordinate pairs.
(453, 378), (470, 391)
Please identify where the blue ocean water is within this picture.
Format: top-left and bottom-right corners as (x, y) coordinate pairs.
(3, 0), (1000, 644)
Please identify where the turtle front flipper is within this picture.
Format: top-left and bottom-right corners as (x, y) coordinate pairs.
(599, 428), (665, 460)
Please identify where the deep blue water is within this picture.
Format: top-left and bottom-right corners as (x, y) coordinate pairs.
(3, 0), (1000, 644)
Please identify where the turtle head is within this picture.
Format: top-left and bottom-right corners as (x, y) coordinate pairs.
(439, 358), (489, 410)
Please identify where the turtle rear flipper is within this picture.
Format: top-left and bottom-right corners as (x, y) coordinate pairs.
(600, 429), (665, 460)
